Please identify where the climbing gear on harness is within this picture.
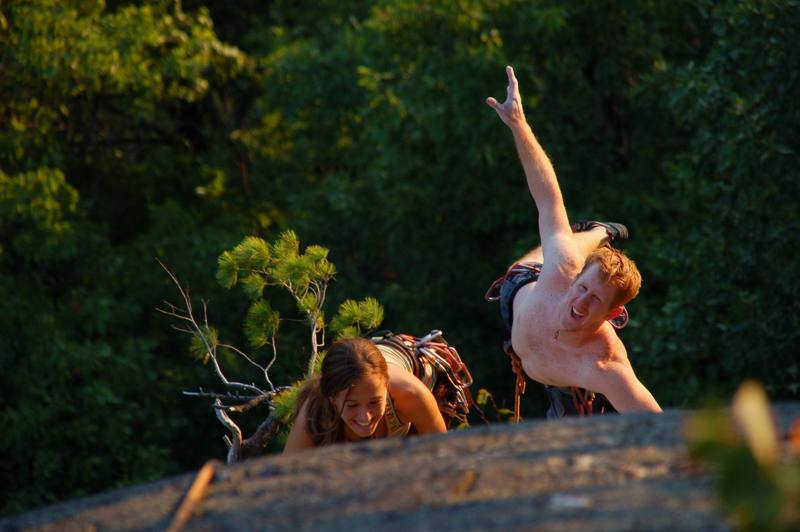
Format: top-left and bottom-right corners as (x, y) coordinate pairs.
(503, 339), (526, 423)
(484, 261), (542, 303)
(545, 385), (615, 418)
(371, 330), (474, 427)
(608, 305), (629, 329)
(570, 220), (629, 244)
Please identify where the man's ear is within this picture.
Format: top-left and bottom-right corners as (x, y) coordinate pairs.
(606, 306), (624, 320)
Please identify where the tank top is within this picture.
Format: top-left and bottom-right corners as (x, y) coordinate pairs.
(384, 394), (411, 437)
(379, 349), (412, 437)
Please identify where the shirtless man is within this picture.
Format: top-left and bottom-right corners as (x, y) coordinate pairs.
(485, 66), (661, 416)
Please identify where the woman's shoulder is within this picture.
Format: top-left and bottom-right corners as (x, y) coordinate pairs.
(387, 364), (424, 397)
(283, 394), (315, 453)
(386, 364), (447, 434)
(294, 396), (310, 421)
(387, 365), (434, 415)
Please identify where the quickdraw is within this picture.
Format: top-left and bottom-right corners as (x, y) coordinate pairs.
(503, 339), (526, 424)
(570, 387), (596, 416)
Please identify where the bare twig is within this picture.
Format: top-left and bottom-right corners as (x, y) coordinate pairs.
(263, 336), (278, 391)
(170, 325), (195, 335)
(157, 260), (264, 396)
(218, 341), (267, 376)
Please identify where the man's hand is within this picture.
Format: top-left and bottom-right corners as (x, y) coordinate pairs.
(486, 65), (527, 129)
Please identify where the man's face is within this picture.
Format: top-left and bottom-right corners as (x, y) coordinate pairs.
(330, 373), (388, 441)
(561, 263), (619, 332)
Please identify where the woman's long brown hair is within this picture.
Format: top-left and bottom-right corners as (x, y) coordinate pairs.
(294, 337), (389, 446)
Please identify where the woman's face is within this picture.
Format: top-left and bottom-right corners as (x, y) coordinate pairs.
(331, 373), (388, 440)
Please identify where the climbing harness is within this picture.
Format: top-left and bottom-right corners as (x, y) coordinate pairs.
(486, 262), (627, 421)
(543, 385), (614, 418)
(371, 330), (474, 427)
(486, 262), (542, 423)
(484, 262), (541, 303)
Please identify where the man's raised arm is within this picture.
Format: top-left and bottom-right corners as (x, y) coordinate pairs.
(486, 66), (574, 262)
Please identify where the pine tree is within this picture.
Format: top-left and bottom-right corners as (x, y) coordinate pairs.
(160, 230), (383, 462)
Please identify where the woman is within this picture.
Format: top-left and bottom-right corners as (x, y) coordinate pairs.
(283, 337), (447, 452)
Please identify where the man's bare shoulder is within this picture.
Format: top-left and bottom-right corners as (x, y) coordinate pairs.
(547, 327), (622, 384)
(586, 327), (628, 366)
(584, 333), (638, 386)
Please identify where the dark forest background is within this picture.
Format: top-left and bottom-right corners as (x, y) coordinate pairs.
(2, 0), (798, 515)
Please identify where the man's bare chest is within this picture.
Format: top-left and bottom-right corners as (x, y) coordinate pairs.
(511, 285), (610, 387)
(517, 331), (585, 386)
(511, 296), (571, 382)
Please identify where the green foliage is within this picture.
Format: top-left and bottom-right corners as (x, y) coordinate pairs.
(473, 388), (516, 425)
(244, 300), (279, 349)
(217, 232), (340, 343)
(0, 168), (79, 260)
(628, 0), (800, 405)
(1, 0), (256, 515)
(232, 236), (272, 273)
(215, 251), (239, 288)
(330, 298), (385, 340)
(240, 273), (267, 300)
(687, 382), (800, 530)
(189, 326), (218, 363)
(270, 383), (303, 424)
(212, 231), (377, 387)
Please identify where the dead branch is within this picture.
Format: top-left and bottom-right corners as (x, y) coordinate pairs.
(240, 412), (281, 460)
(216, 393), (272, 413)
(215, 399), (242, 464)
(182, 389), (263, 404)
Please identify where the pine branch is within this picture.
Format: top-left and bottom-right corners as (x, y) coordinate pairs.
(159, 233), (346, 463)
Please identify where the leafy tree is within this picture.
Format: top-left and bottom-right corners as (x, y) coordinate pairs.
(160, 231), (383, 462)
(0, 0), (257, 513)
(630, 0), (800, 404)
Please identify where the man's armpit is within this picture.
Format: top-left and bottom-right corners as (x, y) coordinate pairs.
(543, 234), (583, 275)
